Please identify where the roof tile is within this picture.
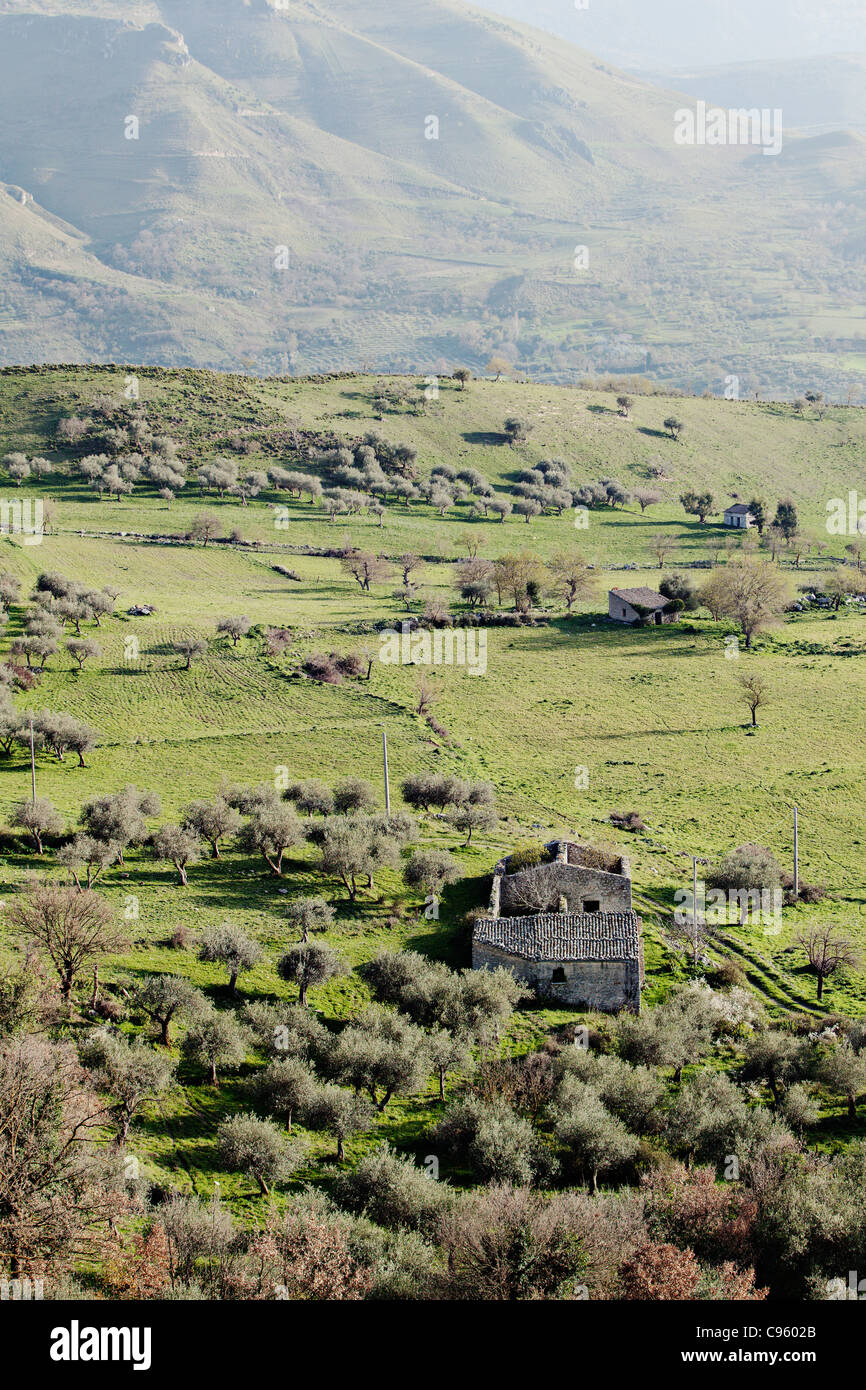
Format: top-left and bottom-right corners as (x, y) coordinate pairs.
(474, 911), (642, 962)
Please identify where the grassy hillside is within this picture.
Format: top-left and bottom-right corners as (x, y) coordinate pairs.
(2, 364), (866, 1220)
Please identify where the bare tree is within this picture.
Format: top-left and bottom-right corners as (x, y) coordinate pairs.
(188, 513), (221, 546)
(8, 883), (120, 1004)
(700, 559), (791, 649)
(736, 671), (769, 727)
(633, 490), (662, 514)
(396, 553), (423, 587)
(417, 673), (438, 716)
(798, 926), (860, 1001)
(651, 532), (676, 569)
(546, 552), (596, 612)
(340, 551), (391, 591)
(0, 1036), (124, 1272)
(504, 862), (569, 915)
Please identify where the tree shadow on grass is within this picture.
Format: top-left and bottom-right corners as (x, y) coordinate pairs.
(461, 430), (508, 447)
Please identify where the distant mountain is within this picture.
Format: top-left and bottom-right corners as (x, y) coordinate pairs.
(637, 54), (866, 136)
(0, 0), (864, 396)
(476, 0), (866, 69)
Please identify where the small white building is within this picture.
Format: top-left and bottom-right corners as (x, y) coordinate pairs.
(724, 503), (755, 529)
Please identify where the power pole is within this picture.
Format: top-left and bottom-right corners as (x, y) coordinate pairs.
(691, 856), (701, 967)
(29, 717), (36, 803)
(793, 806), (799, 899)
(382, 726), (391, 815)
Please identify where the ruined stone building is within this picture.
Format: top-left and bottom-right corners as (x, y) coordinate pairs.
(471, 841), (644, 1013)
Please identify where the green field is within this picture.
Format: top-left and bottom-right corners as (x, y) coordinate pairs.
(2, 365), (866, 1257)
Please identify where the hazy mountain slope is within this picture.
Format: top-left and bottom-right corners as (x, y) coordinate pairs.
(0, 0), (863, 394)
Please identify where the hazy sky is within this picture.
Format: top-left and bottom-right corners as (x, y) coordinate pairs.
(475, 0), (866, 68)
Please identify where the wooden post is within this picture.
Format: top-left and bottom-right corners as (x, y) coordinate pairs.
(793, 806), (799, 899)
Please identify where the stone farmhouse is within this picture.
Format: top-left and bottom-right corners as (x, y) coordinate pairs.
(724, 503), (755, 528)
(472, 841), (644, 1013)
(608, 586), (676, 625)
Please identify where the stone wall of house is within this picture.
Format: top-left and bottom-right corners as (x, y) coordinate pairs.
(610, 594), (640, 622)
(498, 862), (632, 917)
(471, 940), (640, 1013)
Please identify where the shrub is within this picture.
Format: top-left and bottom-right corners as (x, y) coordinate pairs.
(610, 811), (645, 834)
(334, 1144), (447, 1237)
(507, 842), (549, 871)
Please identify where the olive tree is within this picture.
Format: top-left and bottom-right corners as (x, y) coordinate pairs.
(182, 797), (241, 858)
(11, 797), (64, 855)
(238, 802), (303, 877)
(182, 1003), (248, 1085)
(305, 1084), (375, 1161)
(80, 785), (161, 863)
(66, 638), (101, 671)
(135, 974), (202, 1046)
(198, 924), (263, 995)
(153, 825), (202, 886)
(79, 1030), (175, 1144)
(253, 1057), (319, 1131)
(277, 941), (348, 1007)
(319, 816), (399, 899)
(403, 849), (460, 898)
(333, 777), (376, 815)
(216, 1113), (302, 1196)
(173, 638), (208, 670)
(331, 1005), (431, 1111)
(285, 895), (336, 941)
(57, 835), (121, 891)
(551, 1077), (638, 1192)
(217, 615), (251, 646)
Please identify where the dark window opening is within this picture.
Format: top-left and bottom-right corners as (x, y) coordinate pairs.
(551, 968), (567, 984)
(583, 900), (600, 914)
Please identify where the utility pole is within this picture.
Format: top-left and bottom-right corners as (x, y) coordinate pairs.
(691, 856), (701, 967)
(382, 726), (391, 815)
(29, 717), (36, 803)
(793, 806), (799, 899)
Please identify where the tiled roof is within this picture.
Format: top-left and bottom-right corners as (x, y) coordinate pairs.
(474, 912), (641, 962)
(609, 587), (667, 609)
(725, 503), (753, 515)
